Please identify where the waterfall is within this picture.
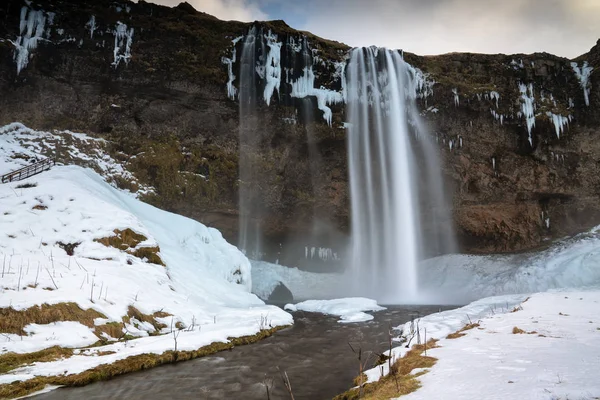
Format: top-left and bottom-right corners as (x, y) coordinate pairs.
(346, 47), (454, 304)
(238, 27), (264, 258)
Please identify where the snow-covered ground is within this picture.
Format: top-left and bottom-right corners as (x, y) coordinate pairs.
(377, 289), (600, 400)
(284, 298), (385, 323)
(0, 124), (292, 386)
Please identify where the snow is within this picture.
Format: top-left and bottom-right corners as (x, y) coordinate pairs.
(518, 82), (536, 146)
(571, 61), (593, 106)
(0, 124), (292, 386)
(416, 226), (600, 305)
(0, 123), (154, 197)
(385, 290), (600, 400)
(263, 31), (282, 106)
(2, 322), (98, 354)
(284, 298), (385, 323)
(290, 66), (344, 126)
(112, 22), (134, 68)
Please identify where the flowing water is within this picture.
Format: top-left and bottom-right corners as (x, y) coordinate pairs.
(346, 48), (455, 304)
(33, 306), (452, 400)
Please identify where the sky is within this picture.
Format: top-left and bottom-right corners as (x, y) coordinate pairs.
(148, 0), (600, 58)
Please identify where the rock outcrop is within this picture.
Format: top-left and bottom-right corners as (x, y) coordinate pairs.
(0, 0), (598, 263)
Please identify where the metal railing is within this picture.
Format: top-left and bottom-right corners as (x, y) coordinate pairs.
(1, 158), (55, 184)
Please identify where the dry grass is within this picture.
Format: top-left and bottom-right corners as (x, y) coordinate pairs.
(512, 326), (538, 335)
(0, 326), (287, 399)
(0, 347), (73, 374)
(446, 323), (480, 339)
(334, 339), (439, 400)
(0, 303), (106, 335)
(123, 306), (170, 333)
(94, 228), (147, 249)
(94, 229), (165, 266)
(31, 204), (47, 211)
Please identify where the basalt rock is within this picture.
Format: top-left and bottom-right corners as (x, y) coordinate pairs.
(0, 0), (598, 261)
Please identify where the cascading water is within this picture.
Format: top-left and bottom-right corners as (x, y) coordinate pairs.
(346, 47), (454, 304)
(238, 27), (265, 259)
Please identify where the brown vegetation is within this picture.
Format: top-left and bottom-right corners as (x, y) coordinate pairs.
(94, 229), (165, 266)
(446, 323), (480, 339)
(334, 340), (439, 400)
(0, 303), (105, 335)
(0, 326), (286, 399)
(0, 347), (73, 374)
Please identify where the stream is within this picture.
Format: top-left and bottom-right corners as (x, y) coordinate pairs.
(34, 305), (453, 400)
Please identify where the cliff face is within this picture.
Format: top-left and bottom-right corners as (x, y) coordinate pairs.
(1, 0), (599, 262)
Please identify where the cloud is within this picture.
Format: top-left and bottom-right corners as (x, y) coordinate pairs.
(143, 0), (268, 22)
(297, 0), (600, 58)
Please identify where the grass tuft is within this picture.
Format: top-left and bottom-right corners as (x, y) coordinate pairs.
(334, 339), (439, 400)
(446, 323), (480, 339)
(0, 347), (73, 374)
(0, 303), (106, 335)
(94, 229), (165, 266)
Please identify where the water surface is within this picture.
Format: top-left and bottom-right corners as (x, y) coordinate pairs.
(35, 306), (453, 400)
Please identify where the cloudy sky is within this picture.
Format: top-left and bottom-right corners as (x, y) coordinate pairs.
(150, 0), (600, 58)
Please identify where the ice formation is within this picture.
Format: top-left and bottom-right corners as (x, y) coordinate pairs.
(304, 246), (338, 261)
(518, 82), (536, 146)
(489, 91), (500, 108)
(221, 36), (243, 100)
(11, 5), (50, 75)
(290, 66), (344, 126)
(405, 63), (435, 100)
(112, 22), (134, 68)
(546, 112), (570, 139)
(263, 31), (282, 106)
(86, 15), (97, 39)
(452, 88), (459, 107)
(571, 61), (593, 107)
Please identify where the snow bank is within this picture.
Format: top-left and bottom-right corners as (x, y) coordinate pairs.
(383, 290), (600, 400)
(417, 227), (600, 304)
(284, 298), (385, 323)
(0, 125), (292, 385)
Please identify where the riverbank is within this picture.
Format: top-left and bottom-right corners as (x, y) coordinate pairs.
(340, 289), (600, 400)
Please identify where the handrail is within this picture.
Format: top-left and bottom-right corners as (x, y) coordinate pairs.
(1, 158), (55, 184)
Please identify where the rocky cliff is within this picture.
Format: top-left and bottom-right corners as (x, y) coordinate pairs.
(0, 0), (598, 264)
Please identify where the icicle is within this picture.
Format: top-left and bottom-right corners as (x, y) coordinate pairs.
(489, 91), (500, 108)
(546, 112), (569, 139)
(263, 30), (282, 106)
(221, 36), (243, 100)
(452, 88), (459, 107)
(112, 22), (134, 67)
(10, 6), (48, 75)
(518, 82), (535, 146)
(492, 157), (496, 170)
(86, 15), (96, 39)
(290, 66), (344, 126)
(571, 61), (593, 106)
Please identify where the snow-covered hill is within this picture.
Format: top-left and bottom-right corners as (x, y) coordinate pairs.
(0, 124), (291, 391)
